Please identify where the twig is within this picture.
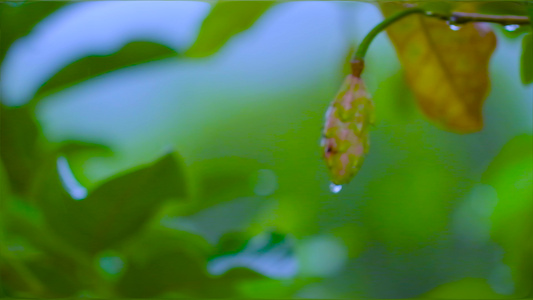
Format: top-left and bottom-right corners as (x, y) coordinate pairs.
(429, 12), (530, 26)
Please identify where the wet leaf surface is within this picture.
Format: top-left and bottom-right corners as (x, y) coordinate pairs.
(381, 3), (497, 133)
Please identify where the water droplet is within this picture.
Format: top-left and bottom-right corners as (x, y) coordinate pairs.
(329, 183), (342, 194)
(504, 24), (520, 32)
(446, 21), (461, 31)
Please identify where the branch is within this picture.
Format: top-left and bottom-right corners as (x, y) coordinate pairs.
(430, 12), (530, 26)
(351, 8), (531, 71)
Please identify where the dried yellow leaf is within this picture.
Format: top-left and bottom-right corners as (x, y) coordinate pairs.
(382, 3), (497, 133)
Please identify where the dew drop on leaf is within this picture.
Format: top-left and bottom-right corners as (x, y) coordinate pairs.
(504, 24), (520, 32)
(446, 21), (461, 31)
(329, 183), (343, 194)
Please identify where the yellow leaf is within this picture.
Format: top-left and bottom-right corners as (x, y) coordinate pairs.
(381, 3), (497, 133)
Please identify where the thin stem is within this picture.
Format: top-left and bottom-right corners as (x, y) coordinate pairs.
(352, 8), (531, 65)
(354, 8), (425, 61)
(430, 12), (530, 26)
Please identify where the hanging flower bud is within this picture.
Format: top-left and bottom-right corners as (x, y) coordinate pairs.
(321, 69), (374, 185)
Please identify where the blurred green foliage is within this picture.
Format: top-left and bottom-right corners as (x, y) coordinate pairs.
(186, 1), (275, 57)
(34, 42), (178, 103)
(0, 1), (532, 299)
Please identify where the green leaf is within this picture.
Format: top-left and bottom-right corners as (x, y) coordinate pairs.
(33, 41), (178, 101)
(1, 255), (82, 298)
(521, 33), (533, 85)
(0, 105), (41, 195)
(188, 156), (262, 212)
(115, 228), (269, 298)
(115, 228), (210, 298)
(55, 141), (113, 190)
(422, 277), (508, 299)
(482, 134), (533, 297)
(33, 152), (189, 254)
(208, 231), (298, 279)
(418, 2), (452, 15)
(1, 198), (98, 297)
(0, 2), (68, 63)
(476, 1), (529, 16)
(185, 1), (275, 57)
(528, 1), (533, 30)
(0, 104), (111, 195)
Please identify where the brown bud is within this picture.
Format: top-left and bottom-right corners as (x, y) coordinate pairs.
(321, 74), (374, 185)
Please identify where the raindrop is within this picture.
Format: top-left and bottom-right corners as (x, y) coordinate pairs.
(446, 21), (461, 31)
(329, 183), (342, 194)
(504, 24), (520, 32)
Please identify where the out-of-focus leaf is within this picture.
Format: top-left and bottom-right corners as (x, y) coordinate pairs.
(482, 134), (533, 297)
(521, 33), (533, 85)
(33, 152), (188, 254)
(238, 277), (305, 298)
(55, 141), (113, 190)
(115, 227), (268, 298)
(0, 105), (41, 195)
(529, 2), (533, 30)
(33, 41), (178, 101)
(55, 141), (112, 157)
(115, 228), (210, 298)
(1, 255), (81, 298)
(422, 277), (509, 299)
(161, 197), (269, 245)
(0, 105), (109, 195)
(1, 197), (102, 296)
(208, 231), (298, 280)
(381, 3), (497, 133)
(0, 2), (68, 63)
(189, 156), (262, 211)
(483, 134), (533, 183)
(476, 2), (529, 16)
(419, 2), (453, 15)
(185, 1), (275, 57)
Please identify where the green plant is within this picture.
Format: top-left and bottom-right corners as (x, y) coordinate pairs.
(0, 1), (531, 298)
(322, 2), (532, 186)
